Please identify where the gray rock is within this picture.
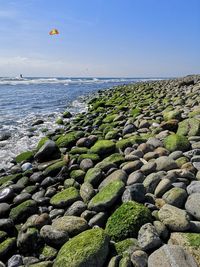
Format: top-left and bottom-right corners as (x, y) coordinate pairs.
(127, 171), (145, 185)
(0, 187), (14, 202)
(0, 218), (14, 231)
(154, 178), (172, 197)
(169, 151), (183, 160)
(49, 209), (65, 220)
(148, 244), (198, 267)
(80, 158), (94, 171)
(17, 227), (40, 253)
(147, 137), (163, 148)
(34, 140), (61, 162)
(153, 220), (169, 240)
(84, 167), (103, 187)
(88, 212), (107, 227)
(40, 225), (69, 247)
(143, 171), (166, 193)
(0, 131), (11, 141)
(122, 183), (145, 203)
(138, 223), (162, 251)
(0, 203), (10, 218)
(8, 254), (23, 267)
(155, 156), (178, 171)
(122, 160), (143, 174)
(52, 216), (89, 237)
(30, 172), (44, 183)
(13, 193), (31, 205)
(21, 162), (32, 171)
(162, 187), (188, 208)
(131, 250), (148, 267)
(140, 162), (156, 175)
(81, 210), (97, 221)
(192, 162), (200, 170)
(189, 221), (200, 233)
(80, 182), (95, 203)
(123, 124), (136, 135)
(108, 256), (121, 267)
(185, 193), (200, 220)
(187, 181), (200, 194)
(184, 149), (200, 159)
(158, 204), (190, 231)
(65, 201), (86, 216)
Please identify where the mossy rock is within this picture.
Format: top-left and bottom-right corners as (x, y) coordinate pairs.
(84, 167), (102, 186)
(177, 118), (200, 136)
(50, 187), (80, 208)
(39, 244), (58, 260)
(56, 132), (83, 148)
(88, 180), (125, 212)
(0, 231), (7, 242)
(78, 153), (100, 163)
(56, 118), (64, 125)
(169, 232), (200, 265)
(15, 151), (34, 163)
(92, 101), (105, 109)
(115, 238), (138, 255)
(0, 237), (16, 258)
(70, 170), (85, 183)
(103, 114), (117, 123)
(0, 173), (22, 186)
(130, 108), (141, 118)
(163, 109), (182, 121)
(102, 153), (125, 165)
(90, 140), (115, 156)
(9, 200), (37, 222)
(63, 111), (72, 118)
(105, 130), (119, 140)
(36, 137), (50, 151)
(70, 147), (89, 155)
(164, 134), (190, 152)
(175, 156), (189, 168)
(189, 107), (200, 118)
(105, 201), (152, 242)
(43, 160), (65, 176)
(53, 228), (109, 267)
(116, 139), (132, 150)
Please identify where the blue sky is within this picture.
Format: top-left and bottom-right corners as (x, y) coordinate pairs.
(0, 0), (199, 77)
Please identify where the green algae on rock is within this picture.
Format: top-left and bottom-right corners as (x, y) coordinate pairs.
(56, 131), (83, 148)
(43, 160), (65, 176)
(9, 200), (37, 222)
(105, 201), (152, 242)
(0, 173), (22, 186)
(0, 237), (16, 258)
(15, 151), (34, 163)
(164, 134), (190, 152)
(36, 137), (50, 151)
(54, 228), (109, 267)
(177, 118), (200, 136)
(84, 167), (102, 186)
(114, 238), (139, 255)
(50, 187), (80, 208)
(90, 140), (115, 156)
(88, 180), (125, 211)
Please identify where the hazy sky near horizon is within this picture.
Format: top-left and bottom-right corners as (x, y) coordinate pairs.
(0, 0), (199, 77)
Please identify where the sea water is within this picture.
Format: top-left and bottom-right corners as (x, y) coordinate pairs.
(0, 77), (157, 170)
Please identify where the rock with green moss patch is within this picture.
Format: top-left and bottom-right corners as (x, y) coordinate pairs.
(36, 137), (50, 151)
(50, 187), (80, 208)
(169, 232), (200, 265)
(103, 114), (117, 123)
(43, 160), (65, 176)
(189, 107), (200, 118)
(164, 134), (190, 152)
(115, 238), (139, 255)
(177, 118), (200, 136)
(130, 108), (141, 118)
(0, 173), (22, 186)
(9, 200), (37, 223)
(105, 201), (152, 242)
(90, 140), (115, 156)
(15, 151), (34, 163)
(56, 118), (64, 125)
(84, 167), (103, 186)
(53, 228), (109, 267)
(162, 187), (188, 208)
(78, 153), (100, 163)
(29, 262), (53, 267)
(116, 139), (132, 151)
(56, 132), (83, 148)
(0, 237), (16, 258)
(0, 231), (7, 242)
(70, 147), (89, 155)
(70, 169), (85, 183)
(88, 180), (125, 212)
(39, 244), (58, 261)
(105, 130), (119, 140)
(102, 153), (125, 165)
(163, 109), (182, 121)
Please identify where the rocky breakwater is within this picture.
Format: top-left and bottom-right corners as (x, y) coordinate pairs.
(1, 75), (200, 266)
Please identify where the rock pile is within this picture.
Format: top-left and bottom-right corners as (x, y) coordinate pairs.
(1, 75), (200, 266)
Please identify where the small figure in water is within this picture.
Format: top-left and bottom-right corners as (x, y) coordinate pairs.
(20, 74), (23, 79)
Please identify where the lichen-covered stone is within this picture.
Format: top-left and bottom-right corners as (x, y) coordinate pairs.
(88, 180), (125, 211)
(43, 160), (65, 176)
(9, 200), (37, 222)
(50, 187), (80, 208)
(90, 140), (115, 156)
(164, 134), (190, 152)
(177, 118), (200, 136)
(0, 237), (16, 258)
(56, 132), (83, 148)
(15, 151), (34, 163)
(105, 201), (152, 242)
(54, 228), (109, 267)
